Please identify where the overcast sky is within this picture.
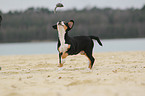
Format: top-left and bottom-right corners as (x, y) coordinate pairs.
(0, 0), (145, 13)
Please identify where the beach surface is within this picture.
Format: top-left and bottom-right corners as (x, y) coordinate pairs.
(0, 51), (145, 96)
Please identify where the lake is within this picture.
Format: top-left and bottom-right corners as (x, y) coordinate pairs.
(0, 38), (145, 55)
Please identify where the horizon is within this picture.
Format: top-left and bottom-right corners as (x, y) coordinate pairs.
(1, 6), (145, 14)
(0, 0), (145, 13)
(0, 4), (145, 14)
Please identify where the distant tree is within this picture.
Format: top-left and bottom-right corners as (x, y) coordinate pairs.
(0, 7), (145, 43)
(38, 8), (50, 13)
(141, 5), (145, 11)
(8, 11), (13, 15)
(0, 10), (2, 14)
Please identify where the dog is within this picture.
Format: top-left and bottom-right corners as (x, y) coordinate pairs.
(52, 20), (103, 70)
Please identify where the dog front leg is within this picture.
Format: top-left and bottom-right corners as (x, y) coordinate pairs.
(58, 52), (63, 67)
(61, 52), (68, 64)
(58, 52), (68, 71)
(58, 45), (70, 69)
(58, 52), (68, 67)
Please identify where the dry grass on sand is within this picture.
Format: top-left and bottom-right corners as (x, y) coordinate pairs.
(0, 51), (145, 96)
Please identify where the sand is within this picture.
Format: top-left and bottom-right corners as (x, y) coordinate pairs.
(0, 51), (145, 96)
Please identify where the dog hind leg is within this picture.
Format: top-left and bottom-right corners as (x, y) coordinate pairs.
(85, 50), (95, 69)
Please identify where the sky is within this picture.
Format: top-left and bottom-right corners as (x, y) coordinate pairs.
(0, 0), (145, 13)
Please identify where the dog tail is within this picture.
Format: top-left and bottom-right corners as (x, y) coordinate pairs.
(89, 36), (103, 46)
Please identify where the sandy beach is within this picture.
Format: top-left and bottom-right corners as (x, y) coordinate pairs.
(0, 51), (145, 96)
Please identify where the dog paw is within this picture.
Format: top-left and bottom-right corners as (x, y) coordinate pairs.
(58, 67), (64, 71)
(86, 68), (93, 72)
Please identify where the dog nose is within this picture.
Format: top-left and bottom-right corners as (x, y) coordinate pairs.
(58, 21), (61, 25)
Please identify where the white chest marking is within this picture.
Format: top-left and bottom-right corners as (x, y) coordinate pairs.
(57, 25), (68, 53)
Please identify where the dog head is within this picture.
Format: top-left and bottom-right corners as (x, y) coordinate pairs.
(52, 20), (74, 32)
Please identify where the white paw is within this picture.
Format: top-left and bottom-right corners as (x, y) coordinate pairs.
(58, 67), (64, 71)
(86, 68), (93, 72)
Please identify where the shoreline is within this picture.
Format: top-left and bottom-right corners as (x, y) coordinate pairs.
(0, 37), (145, 43)
(0, 50), (144, 56)
(0, 51), (145, 96)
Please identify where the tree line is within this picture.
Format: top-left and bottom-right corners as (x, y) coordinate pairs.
(0, 5), (145, 43)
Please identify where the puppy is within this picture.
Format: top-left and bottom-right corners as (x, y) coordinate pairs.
(52, 20), (103, 70)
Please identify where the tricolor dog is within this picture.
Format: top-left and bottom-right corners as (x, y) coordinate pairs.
(52, 20), (103, 70)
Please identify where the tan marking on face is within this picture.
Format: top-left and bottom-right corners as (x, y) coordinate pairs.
(63, 24), (67, 31)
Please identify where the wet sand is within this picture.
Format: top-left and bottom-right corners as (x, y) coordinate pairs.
(0, 51), (145, 96)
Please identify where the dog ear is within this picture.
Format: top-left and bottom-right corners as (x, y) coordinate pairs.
(52, 25), (57, 29)
(67, 20), (74, 31)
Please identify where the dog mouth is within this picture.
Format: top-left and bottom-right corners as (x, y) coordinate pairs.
(58, 22), (61, 25)
(58, 23), (63, 26)
(58, 24), (64, 28)
(57, 21), (65, 26)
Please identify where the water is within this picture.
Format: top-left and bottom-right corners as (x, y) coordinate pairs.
(94, 38), (145, 52)
(0, 38), (145, 55)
